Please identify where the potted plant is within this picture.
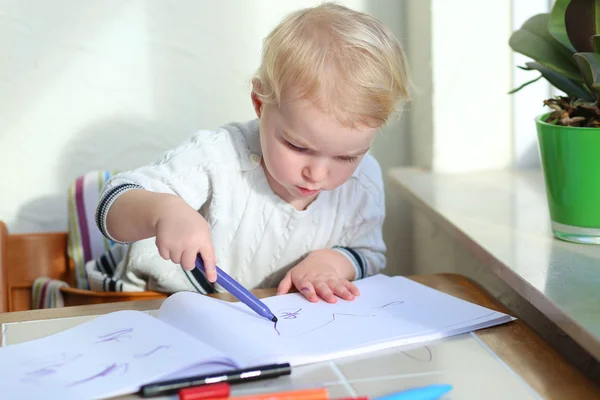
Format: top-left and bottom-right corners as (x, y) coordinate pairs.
(509, 0), (600, 244)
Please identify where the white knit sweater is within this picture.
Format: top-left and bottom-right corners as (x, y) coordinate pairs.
(95, 119), (386, 293)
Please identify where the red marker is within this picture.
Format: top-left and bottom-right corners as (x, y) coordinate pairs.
(179, 382), (231, 400)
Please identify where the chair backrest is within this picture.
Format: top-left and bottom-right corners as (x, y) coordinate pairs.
(0, 221), (70, 312)
(67, 170), (116, 290)
(0, 170), (116, 312)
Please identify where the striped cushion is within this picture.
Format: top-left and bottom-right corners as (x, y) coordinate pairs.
(32, 277), (69, 308)
(33, 170), (119, 309)
(67, 170), (116, 289)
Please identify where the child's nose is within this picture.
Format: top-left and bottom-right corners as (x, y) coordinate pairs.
(302, 163), (327, 183)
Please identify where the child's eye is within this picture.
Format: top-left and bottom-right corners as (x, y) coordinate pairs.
(285, 141), (307, 152)
(338, 156), (359, 163)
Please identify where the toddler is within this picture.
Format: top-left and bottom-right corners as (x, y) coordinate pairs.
(95, 2), (410, 303)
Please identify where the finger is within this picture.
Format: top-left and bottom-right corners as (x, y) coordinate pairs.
(180, 249), (197, 271)
(333, 280), (355, 301)
(277, 273), (293, 295)
(198, 243), (217, 283)
(296, 281), (319, 302)
(314, 281), (337, 303)
(157, 244), (170, 261)
(170, 250), (182, 265)
(345, 281), (360, 297)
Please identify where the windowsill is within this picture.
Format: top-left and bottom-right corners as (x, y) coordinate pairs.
(389, 167), (600, 361)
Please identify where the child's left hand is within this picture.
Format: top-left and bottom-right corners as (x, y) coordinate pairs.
(277, 249), (360, 303)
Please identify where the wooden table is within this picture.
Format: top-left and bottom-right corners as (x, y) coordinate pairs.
(1, 273), (599, 399)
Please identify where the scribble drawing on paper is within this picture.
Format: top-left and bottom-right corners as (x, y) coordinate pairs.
(95, 328), (133, 343)
(134, 345), (171, 358)
(66, 363), (129, 387)
(20, 353), (83, 384)
(373, 301), (405, 310)
(21, 367), (56, 384)
(273, 308), (302, 336)
(278, 308), (302, 319)
(275, 300), (406, 337)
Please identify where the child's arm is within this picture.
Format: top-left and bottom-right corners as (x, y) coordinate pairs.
(105, 189), (180, 243)
(103, 189), (217, 279)
(95, 131), (229, 282)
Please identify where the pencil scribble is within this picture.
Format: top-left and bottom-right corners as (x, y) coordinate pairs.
(95, 328), (133, 343)
(66, 363), (129, 387)
(20, 353), (83, 384)
(21, 367), (56, 384)
(133, 345), (171, 358)
(374, 301), (405, 310)
(274, 300), (406, 337)
(278, 308), (302, 319)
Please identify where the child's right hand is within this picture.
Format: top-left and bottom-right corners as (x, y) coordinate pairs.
(154, 199), (217, 282)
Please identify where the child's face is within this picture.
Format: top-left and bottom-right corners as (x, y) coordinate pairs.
(252, 89), (378, 210)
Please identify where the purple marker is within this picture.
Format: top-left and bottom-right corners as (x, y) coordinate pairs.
(195, 255), (278, 323)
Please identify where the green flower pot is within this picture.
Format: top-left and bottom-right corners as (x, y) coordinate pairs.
(536, 114), (600, 244)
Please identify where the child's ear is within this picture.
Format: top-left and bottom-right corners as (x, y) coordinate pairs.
(251, 78), (263, 118)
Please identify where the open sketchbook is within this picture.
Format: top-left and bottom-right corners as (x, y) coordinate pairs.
(0, 274), (514, 399)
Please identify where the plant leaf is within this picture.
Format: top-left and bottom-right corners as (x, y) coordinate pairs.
(549, 0), (576, 52)
(593, 35), (600, 53)
(523, 62), (596, 100)
(574, 52), (600, 96)
(508, 75), (543, 94)
(565, 0), (600, 52)
(509, 13), (582, 82)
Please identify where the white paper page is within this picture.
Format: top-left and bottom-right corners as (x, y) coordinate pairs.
(156, 275), (513, 367)
(156, 291), (278, 367)
(0, 310), (237, 400)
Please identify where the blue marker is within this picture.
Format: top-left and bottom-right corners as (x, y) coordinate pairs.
(375, 384), (453, 400)
(195, 254), (278, 323)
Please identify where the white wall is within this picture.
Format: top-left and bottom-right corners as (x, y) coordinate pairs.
(512, 0), (554, 168)
(405, 0), (513, 173)
(403, 0), (527, 275)
(0, 0), (412, 274)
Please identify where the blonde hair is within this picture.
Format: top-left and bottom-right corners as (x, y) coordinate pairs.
(254, 2), (410, 129)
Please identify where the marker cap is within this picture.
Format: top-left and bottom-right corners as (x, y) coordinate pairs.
(179, 382), (231, 400)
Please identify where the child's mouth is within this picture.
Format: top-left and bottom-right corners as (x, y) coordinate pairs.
(296, 186), (320, 196)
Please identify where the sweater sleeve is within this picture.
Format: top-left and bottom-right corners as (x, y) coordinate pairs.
(95, 129), (232, 243)
(333, 154), (386, 279)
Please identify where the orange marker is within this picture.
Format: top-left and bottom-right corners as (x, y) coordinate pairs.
(222, 387), (329, 400)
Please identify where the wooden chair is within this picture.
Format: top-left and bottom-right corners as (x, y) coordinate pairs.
(0, 220), (167, 313)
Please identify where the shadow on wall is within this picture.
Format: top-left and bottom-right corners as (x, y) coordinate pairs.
(11, 116), (181, 233)
(11, 196), (67, 234)
(9, 0), (261, 233)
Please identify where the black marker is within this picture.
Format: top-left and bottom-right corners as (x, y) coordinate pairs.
(139, 362), (291, 397)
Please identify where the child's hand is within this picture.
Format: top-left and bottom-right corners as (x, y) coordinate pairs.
(154, 197), (217, 282)
(277, 249), (360, 303)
